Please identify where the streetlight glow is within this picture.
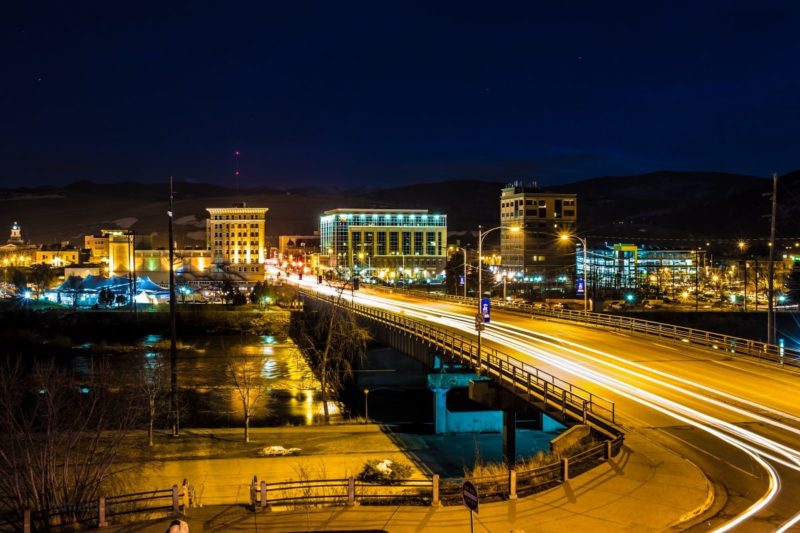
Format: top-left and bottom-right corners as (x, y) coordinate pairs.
(560, 232), (589, 312)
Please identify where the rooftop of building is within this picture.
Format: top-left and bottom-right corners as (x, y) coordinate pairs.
(206, 206), (269, 213)
(501, 181), (576, 197)
(39, 243), (80, 251)
(322, 208), (434, 215)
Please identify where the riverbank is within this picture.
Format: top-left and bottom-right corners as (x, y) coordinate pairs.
(110, 425), (425, 506)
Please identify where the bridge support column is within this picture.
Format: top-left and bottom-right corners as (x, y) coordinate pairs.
(432, 387), (449, 435)
(502, 409), (517, 467)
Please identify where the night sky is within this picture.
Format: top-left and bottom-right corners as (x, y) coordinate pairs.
(2, 1), (799, 188)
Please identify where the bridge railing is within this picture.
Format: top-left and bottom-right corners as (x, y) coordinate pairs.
(300, 289), (620, 437)
(369, 285), (800, 368)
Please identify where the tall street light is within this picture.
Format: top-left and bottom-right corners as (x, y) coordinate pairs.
(560, 233), (589, 312)
(474, 225), (520, 372)
(477, 225), (520, 307)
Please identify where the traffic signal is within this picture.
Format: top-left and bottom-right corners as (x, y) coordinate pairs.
(353, 277), (360, 290)
(298, 273), (303, 280)
(317, 275), (323, 284)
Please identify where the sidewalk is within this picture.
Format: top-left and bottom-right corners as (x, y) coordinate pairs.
(110, 431), (712, 532)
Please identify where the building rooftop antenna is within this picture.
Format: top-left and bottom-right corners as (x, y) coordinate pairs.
(234, 150), (241, 194)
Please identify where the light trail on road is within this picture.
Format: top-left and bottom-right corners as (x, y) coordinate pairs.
(298, 281), (800, 530)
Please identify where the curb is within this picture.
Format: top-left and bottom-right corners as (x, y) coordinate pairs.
(670, 465), (715, 528)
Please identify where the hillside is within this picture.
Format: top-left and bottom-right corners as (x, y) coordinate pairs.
(1, 171), (798, 248)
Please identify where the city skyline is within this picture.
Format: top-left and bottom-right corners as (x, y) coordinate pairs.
(2, 2), (799, 188)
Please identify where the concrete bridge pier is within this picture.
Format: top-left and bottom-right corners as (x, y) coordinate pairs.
(427, 373), (502, 435)
(431, 386), (449, 435)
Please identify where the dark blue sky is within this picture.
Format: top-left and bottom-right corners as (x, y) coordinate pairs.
(1, 1), (798, 188)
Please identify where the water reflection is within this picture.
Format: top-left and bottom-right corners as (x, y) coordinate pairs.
(261, 359), (278, 379)
(142, 335), (329, 426)
(143, 334), (163, 347)
(62, 334), (337, 427)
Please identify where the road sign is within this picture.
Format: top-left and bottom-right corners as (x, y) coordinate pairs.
(576, 278), (585, 296)
(462, 480), (479, 512)
(474, 312), (485, 332)
(480, 298), (491, 323)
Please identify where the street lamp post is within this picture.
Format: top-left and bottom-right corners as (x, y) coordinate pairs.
(477, 225), (520, 306)
(560, 233), (589, 312)
(363, 387), (369, 423)
(475, 225), (520, 372)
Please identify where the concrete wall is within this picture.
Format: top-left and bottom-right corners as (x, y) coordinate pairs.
(445, 410), (503, 433)
(550, 424), (591, 455)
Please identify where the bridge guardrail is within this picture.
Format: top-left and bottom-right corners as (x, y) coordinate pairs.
(369, 285), (800, 368)
(300, 289), (620, 438)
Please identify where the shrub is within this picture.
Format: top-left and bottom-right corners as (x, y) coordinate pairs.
(357, 459), (413, 484)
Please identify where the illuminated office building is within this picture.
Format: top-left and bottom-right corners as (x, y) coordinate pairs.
(319, 208), (447, 280)
(206, 203), (268, 280)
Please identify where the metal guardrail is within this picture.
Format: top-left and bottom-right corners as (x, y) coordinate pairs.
(370, 285), (800, 368)
(250, 437), (624, 508)
(300, 289), (620, 437)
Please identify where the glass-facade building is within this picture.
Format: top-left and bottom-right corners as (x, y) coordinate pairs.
(319, 208), (447, 279)
(577, 243), (704, 296)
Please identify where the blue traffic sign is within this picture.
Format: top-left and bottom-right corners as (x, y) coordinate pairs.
(576, 278), (585, 296)
(462, 480), (479, 512)
(481, 298), (491, 323)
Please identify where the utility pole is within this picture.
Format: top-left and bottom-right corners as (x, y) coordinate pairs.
(767, 173), (778, 345)
(130, 230), (137, 317)
(127, 232), (133, 311)
(168, 177), (179, 437)
(694, 251), (699, 312)
(463, 248), (468, 299)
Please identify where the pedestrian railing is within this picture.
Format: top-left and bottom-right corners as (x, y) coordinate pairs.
(299, 289), (620, 438)
(11, 481), (190, 532)
(249, 436), (623, 510)
(369, 285), (800, 368)
(250, 475), (434, 509)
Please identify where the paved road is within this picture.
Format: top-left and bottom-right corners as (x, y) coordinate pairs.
(302, 281), (800, 532)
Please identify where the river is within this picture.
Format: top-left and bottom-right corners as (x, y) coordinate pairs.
(70, 333), (339, 427)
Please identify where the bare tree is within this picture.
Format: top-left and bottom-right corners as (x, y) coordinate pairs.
(227, 353), (267, 442)
(0, 358), (137, 530)
(140, 354), (165, 446)
(297, 285), (371, 424)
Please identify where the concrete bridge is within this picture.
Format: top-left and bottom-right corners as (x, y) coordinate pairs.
(300, 290), (623, 465)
